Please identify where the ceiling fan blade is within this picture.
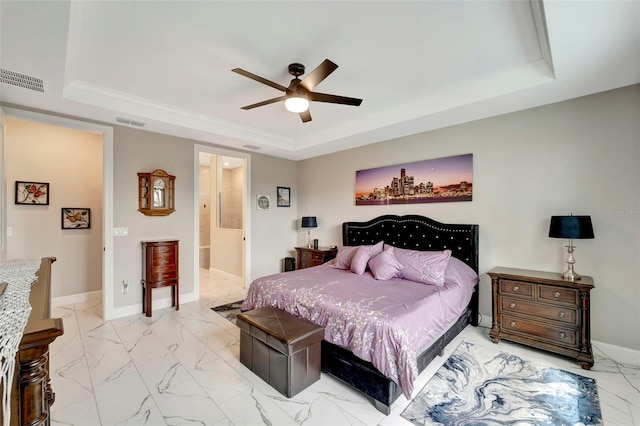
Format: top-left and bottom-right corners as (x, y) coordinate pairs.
(298, 59), (338, 91)
(299, 109), (312, 123)
(308, 92), (363, 106)
(232, 68), (290, 93)
(241, 96), (286, 110)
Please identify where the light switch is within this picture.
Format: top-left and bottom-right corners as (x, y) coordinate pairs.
(113, 227), (129, 237)
(7, 227), (13, 237)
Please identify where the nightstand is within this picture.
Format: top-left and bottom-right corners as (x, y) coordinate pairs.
(488, 267), (594, 369)
(295, 247), (337, 269)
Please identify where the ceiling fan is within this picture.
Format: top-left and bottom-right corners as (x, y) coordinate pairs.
(232, 59), (362, 123)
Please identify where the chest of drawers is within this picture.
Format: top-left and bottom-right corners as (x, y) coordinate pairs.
(295, 247), (337, 269)
(488, 267), (594, 369)
(141, 240), (179, 317)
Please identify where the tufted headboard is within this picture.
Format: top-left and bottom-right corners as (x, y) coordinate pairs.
(342, 215), (479, 273)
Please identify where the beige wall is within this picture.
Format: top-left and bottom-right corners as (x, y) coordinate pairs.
(297, 84), (640, 351)
(250, 153), (299, 279)
(4, 118), (103, 298)
(198, 165), (210, 269)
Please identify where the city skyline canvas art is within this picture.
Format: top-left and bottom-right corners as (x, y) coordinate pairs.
(355, 153), (473, 205)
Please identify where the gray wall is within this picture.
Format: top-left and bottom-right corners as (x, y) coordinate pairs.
(297, 84), (640, 351)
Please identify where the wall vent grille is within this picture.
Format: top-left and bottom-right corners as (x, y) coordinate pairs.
(0, 68), (45, 92)
(115, 117), (146, 127)
(242, 144), (262, 150)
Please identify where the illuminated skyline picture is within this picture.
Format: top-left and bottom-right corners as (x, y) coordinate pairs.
(355, 153), (473, 205)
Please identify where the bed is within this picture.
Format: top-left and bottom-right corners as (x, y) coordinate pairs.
(241, 214), (479, 414)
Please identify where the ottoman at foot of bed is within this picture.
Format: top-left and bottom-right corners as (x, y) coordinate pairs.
(237, 307), (325, 398)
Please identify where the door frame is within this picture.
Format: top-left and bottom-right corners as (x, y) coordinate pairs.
(193, 144), (251, 298)
(1, 106), (115, 319)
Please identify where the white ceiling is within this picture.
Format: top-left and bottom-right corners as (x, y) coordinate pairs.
(1, 1), (638, 161)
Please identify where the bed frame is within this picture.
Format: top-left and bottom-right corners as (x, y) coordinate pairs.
(320, 214), (479, 414)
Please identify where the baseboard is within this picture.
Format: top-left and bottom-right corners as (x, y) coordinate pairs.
(111, 291), (197, 320)
(53, 290), (197, 320)
(52, 290), (101, 307)
(476, 313), (639, 367)
(592, 339), (640, 367)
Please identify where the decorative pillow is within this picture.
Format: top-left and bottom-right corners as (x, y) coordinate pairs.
(368, 246), (404, 280)
(330, 245), (359, 270)
(350, 241), (384, 274)
(393, 247), (452, 286)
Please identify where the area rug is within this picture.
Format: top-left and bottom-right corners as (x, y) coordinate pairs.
(210, 300), (244, 323)
(401, 341), (602, 426)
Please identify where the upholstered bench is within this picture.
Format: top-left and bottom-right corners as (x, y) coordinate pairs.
(237, 306), (325, 397)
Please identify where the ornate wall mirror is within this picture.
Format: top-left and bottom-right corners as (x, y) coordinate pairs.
(138, 169), (175, 216)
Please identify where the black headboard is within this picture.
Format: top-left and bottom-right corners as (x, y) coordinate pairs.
(342, 215), (479, 273)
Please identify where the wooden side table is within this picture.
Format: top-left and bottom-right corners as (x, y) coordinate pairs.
(141, 240), (179, 317)
(488, 267), (594, 369)
(295, 246), (337, 269)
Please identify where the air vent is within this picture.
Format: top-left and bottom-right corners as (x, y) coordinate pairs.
(115, 117), (146, 127)
(243, 144), (262, 150)
(0, 68), (45, 92)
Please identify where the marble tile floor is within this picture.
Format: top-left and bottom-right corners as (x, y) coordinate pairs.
(49, 272), (639, 425)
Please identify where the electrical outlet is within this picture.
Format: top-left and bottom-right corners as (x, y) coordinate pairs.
(122, 280), (128, 295)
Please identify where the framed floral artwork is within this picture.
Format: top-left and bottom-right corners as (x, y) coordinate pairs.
(277, 186), (291, 207)
(15, 181), (49, 205)
(61, 208), (91, 229)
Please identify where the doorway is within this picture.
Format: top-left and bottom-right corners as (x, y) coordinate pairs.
(193, 145), (250, 303)
(1, 106), (114, 319)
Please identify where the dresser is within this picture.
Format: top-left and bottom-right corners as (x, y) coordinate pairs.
(141, 240), (179, 317)
(295, 247), (337, 269)
(488, 267), (594, 369)
(3, 257), (63, 426)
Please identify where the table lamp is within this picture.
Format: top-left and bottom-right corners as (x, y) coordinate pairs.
(301, 216), (317, 248)
(548, 214), (594, 281)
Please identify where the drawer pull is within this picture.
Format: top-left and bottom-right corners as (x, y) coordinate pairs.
(509, 303), (516, 309)
(559, 312), (566, 318)
(554, 291), (561, 298)
(512, 286), (519, 292)
(510, 321), (516, 327)
(559, 332), (566, 339)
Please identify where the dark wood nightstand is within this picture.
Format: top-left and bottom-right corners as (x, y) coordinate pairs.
(295, 247), (337, 269)
(488, 267), (594, 369)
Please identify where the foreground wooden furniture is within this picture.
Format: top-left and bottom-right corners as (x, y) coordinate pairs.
(3, 257), (63, 426)
(237, 307), (324, 397)
(294, 246), (337, 269)
(489, 267), (594, 369)
(141, 240), (179, 317)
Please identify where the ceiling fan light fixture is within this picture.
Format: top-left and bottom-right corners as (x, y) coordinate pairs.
(284, 94), (309, 113)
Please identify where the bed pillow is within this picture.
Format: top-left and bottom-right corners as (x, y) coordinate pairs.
(445, 256), (479, 287)
(329, 245), (360, 269)
(368, 246), (404, 280)
(350, 241), (384, 274)
(393, 247), (452, 286)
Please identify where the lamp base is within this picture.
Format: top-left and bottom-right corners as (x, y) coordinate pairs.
(561, 240), (581, 281)
(562, 270), (582, 281)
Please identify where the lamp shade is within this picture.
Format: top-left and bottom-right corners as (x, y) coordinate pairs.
(549, 215), (594, 239)
(301, 216), (317, 228)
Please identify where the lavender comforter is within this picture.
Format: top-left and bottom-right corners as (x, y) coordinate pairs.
(241, 262), (476, 398)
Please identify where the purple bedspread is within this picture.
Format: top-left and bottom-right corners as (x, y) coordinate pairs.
(241, 263), (475, 398)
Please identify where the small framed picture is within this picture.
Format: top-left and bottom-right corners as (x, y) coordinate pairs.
(62, 208), (91, 229)
(15, 181), (49, 205)
(256, 195), (270, 211)
(277, 186), (291, 207)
